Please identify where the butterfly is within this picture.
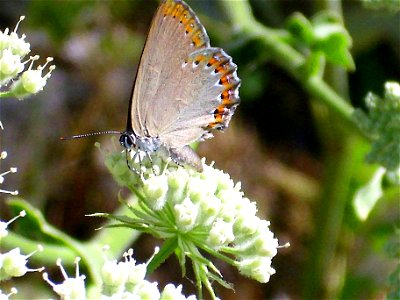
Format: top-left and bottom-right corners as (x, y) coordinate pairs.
(63, 0), (240, 173)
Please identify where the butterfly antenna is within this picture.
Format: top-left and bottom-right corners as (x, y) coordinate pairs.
(60, 130), (122, 141)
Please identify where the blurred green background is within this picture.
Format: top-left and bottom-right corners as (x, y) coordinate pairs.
(0, 0), (399, 299)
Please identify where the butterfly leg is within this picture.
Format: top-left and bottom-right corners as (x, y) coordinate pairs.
(144, 151), (157, 175)
(125, 149), (140, 175)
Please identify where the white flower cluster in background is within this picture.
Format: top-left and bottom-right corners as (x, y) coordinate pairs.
(0, 16), (55, 99)
(0, 211), (44, 299)
(0, 211), (197, 300)
(43, 247), (197, 300)
(0, 150), (18, 195)
(0, 16), (56, 196)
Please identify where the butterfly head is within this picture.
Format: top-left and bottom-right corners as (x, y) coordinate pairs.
(120, 132), (162, 154)
(119, 132), (137, 150)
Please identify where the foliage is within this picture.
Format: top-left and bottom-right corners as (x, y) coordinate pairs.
(0, 0), (399, 299)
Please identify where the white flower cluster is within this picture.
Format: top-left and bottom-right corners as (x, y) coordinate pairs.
(0, 211), (44, 299)
(101, 248), (196, 300)
(1, 211), (196, 299)
(143, 163), (280, 283)
(0, 150), (18, 195)
(105, 148), (282, 287)
(0, 16), (55, 100)
(43, 258), (86, 300)
(43, 247), (196, 300)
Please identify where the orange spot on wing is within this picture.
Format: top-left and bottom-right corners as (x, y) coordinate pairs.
(192, 31), (204, 47)
(185, 19), (195, 33)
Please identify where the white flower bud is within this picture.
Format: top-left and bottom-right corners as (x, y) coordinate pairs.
(385, 81), (400, 99)
(101, 259), (128, 295)
(174, 197), (198, 231)
(9, 56), (55, 99)
(207, 219), (234, 248)
(126, 263), (147, 287)
(43, 258), (86, 300)
(0, 210), (26, 238)
(161, 284), (196, 300)
(143, 174), (169, 210)
(0, 30), (9, 51)
(1, 248), (29, 277)
(186, 177), (206, 203)
(198, 194), (221, 226)
(238, 256), (276, 283)
(135, 281), (160, 300)
(0, 49), (24, 81)
(21, 69), (46, 93)
(167, 168), (189, 202)
(7, 16), (30, 57)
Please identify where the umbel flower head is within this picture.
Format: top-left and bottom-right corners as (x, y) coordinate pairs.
(0, 211), (43, 299)
(0, 242), (44, 281)
(43, 248), (196, 300)
(43, 258), (86, 300)
(0, 16), (55, 99)
(95, 146), (283, 298)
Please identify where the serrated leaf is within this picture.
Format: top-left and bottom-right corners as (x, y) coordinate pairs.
(354, 82), (400, 171)
(146, 238), (178, 275)
(208, 272), (234, 290)
(310, 10), (355, 70)
(314, 25), (355, 70)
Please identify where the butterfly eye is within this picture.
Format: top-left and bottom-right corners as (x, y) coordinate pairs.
(119, 133), (136, 149)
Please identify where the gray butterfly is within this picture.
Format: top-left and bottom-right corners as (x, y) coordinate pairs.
(64, 0), (240, 172)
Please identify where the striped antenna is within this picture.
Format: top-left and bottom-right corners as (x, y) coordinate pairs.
(60, 130), (122, 141)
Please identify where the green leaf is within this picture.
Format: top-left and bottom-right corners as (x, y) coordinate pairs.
(353, 82), (400, 171)
(313, 24), (354, 70)
(352, 167), (385, 221)
(146, 237), (178, 275)
(208, 272), (234, 290)
(286, 12), (315, 45)
(310, 11), (355, 70)
(88, 212), (137, 225)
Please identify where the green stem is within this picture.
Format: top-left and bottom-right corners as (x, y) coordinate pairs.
(303, 1), (353, 298)
(4, 197), (141, 287)
(220, 1), (360, 297)
(5, 225), (103, 287)
(303, 136), (356, 298)
(219, 0), (363, 137)
(2, 232), (77, 263)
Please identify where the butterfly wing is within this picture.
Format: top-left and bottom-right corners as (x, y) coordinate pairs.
(129, 0), (240, 150)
